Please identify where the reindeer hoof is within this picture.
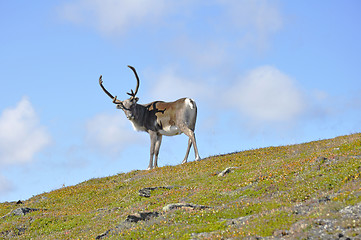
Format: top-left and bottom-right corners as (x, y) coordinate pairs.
(195, 157), (201, 161)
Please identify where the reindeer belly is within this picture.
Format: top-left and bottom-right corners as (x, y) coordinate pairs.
(159, 125), (182, 136)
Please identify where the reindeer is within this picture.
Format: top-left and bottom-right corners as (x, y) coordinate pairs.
(99, 66), (201, 170)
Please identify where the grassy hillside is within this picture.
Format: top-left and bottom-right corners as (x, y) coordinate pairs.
(1, 134), (361, 239)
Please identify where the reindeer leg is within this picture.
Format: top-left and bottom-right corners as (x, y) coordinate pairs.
(153, 134), (162, 168)
(182, 138), (192, 164)
(191, 132), (201, 161)
(179, 125), (201, 163)
(148, 132), (157, 170)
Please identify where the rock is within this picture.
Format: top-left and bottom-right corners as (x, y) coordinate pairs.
(15, 226), (26, 235)
(125, 212), (159, 223)
(273, 229), (290, 237)
(287, 202), (361, 239)
(96, 211), (159, 239)
(11, 208), (39, 216)
(289, 219), (310, 234)
(190, 231), (215, 239)
(340, 202), (361, 219)
(1, 208), (41, 221)
(318, 196), (331, 203)
(226, 215), (252, 226)
(96, 230), (110, 239)
(163, 203), (209, 212)
(218, 167), (238, 177)
(292, 196), (332, 215)
(292, 203), (313, 215)
(0, 225), (27, 238)
(288, 217), (359, 240)
(138, 186), (182, 197)
(139, 187), (157, 197)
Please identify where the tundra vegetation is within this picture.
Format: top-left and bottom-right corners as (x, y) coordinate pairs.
(1, 133), (361, 239)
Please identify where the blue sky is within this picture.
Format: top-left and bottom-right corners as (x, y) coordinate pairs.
(1, 0), (360, 202)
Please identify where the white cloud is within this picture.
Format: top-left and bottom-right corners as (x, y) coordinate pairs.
(58, 0), (167, 35)
(0, 97), (51, 165)
(229, 66), (306, 123)
(57, 0), (283, 76)
(85, 112), (141, 156)
(148, 65), (307, 127)
(58, 0), (282, 50)
(148, 67), (215, 101)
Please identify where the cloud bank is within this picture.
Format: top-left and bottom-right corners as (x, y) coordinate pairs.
(57, 0), (283, 50)
(85, 112), (141, 156)
(148, 67), (216, 101)
(149, 65), (307, 128)
(229, 66), (306, 123)
(58, 0), (167, 35)
(0, 97), (51, 165)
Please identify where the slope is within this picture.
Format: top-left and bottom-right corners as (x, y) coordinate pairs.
(1, 133), (361, 239)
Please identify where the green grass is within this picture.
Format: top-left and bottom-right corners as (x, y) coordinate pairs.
(1, 133), (361, 239)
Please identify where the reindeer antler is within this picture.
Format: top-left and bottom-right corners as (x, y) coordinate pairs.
(99, 75), (121, 103)
(127, 65), (140, 98)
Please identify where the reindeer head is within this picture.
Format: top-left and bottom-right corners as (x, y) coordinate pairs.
(99, 65), (140, 120)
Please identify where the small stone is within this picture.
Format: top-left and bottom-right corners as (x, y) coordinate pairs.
(163, 203), (209, 211)
(125, 212), (159, 223)
(318, 196), (331, 203)
(138, 187), (155, 197)
(218, 167), (237, 177)
(96, 230), (110, 239)
(273, 229), (289, 237)
(138, 186), (180, 198)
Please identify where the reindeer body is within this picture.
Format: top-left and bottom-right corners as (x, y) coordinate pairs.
(99, 66), (201, 170)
